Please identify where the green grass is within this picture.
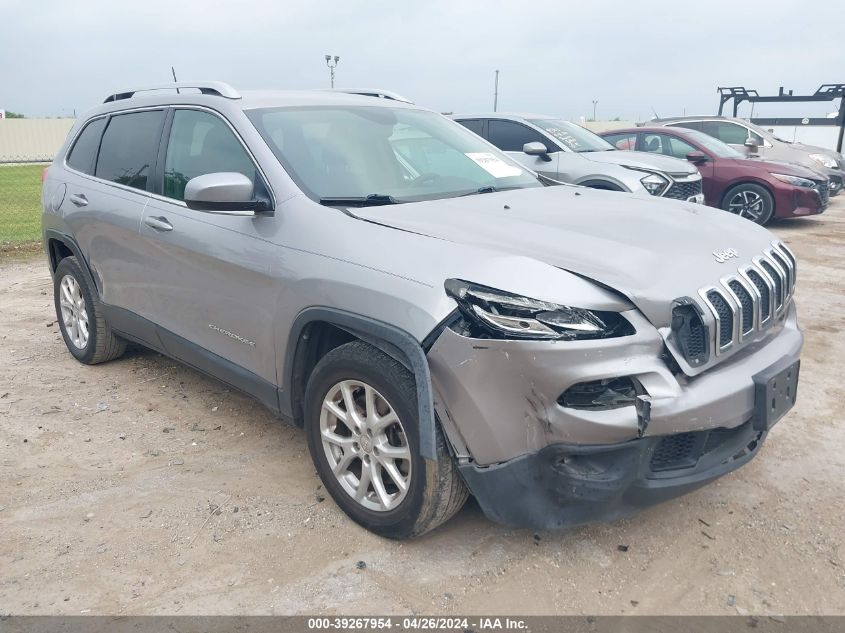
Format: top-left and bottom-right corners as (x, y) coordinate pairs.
(0, 163), (45, 244)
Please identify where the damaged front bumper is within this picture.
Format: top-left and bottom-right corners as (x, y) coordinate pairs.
(428, 303), (802, 529)
(459, 417), (766, 529)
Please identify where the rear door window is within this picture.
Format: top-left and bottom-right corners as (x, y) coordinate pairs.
(456, 119), (484, 138)
(95, 110), (166, 191)
(163, 109), (257, 201)
(66, 117), (107, 175)
(667, 121), (703, 132)
(487, 120), (548, 152)
(701, 121), (762, 145)
(603, 132), (638, 150)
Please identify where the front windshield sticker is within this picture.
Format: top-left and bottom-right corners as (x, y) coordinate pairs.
(465, 152), (523, 178)
(545, 129), (581, 149)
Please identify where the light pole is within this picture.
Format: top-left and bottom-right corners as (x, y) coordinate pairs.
(591, 99), (598, 121)
(493, 69), (500, 112)
(325, 54), (340, 88)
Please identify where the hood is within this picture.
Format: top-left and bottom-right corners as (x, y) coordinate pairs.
(788, 141), (841, 159)
(582, 149), (698, 177)
(727, 157), (826, 180)
(350, 186), (775, 327)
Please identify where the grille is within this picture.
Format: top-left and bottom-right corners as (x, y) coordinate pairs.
(651, 433), (698, 471)
(650, 421), (760, 473)
(663, 179), (703, 200)
(813, 179), (830, 207)
(706, 290), (734, 348)
(727, 280), (754, 334)
(674, 241), (795, 364)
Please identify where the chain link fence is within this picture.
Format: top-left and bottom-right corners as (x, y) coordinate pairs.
(1, 158), (49, 246)
(1, 118), (75, 247)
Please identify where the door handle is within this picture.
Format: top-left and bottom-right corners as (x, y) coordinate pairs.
(68, 193), (88, 207)
(143, 216), (173, 232)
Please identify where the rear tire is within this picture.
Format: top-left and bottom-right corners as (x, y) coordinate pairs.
(721, 183), (774, 225)
(304, 341), (468, 539)
(53, 256), (126, 364)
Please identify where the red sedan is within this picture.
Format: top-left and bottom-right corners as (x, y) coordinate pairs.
(599, 126), (828, 225)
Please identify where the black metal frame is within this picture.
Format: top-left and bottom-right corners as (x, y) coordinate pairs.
(717, 84), (845, 152)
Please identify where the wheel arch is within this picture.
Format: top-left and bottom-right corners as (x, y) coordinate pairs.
(577, 178), (627, 192)
(281, 307), (438, 460)
(44, 229), (99, 296)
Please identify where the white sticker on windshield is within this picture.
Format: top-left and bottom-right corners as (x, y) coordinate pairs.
(465, 152), (523, 178)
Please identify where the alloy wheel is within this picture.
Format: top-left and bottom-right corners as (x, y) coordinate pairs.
(319, 380), (412, 512)
(59, 274), (89, 349)
(727, 190), (765, 221)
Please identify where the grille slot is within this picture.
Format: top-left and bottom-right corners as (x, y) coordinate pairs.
(760, 260), (784, 310)
(706, 290), (734, 348)
(663, 179), (703, 201)
(727, 280), (754, 335)
(746, 269), (771, 321)
(770, 250), (793, 297)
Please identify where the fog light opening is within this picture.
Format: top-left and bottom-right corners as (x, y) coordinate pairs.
(558, 376), (644, 411)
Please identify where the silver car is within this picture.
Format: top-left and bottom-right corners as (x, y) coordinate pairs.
(42, 82), (802, 538)
(650, 115), (845, 196)
(452, 113), (705, 203)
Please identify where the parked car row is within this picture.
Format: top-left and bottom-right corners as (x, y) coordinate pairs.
(600, 126), (830, 224)
(43, 83), (804, 537)
(448, 110), (842, 225)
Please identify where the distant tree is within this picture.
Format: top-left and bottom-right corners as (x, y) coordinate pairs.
(4, 111), (25, 118)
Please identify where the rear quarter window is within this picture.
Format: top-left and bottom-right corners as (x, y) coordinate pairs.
(95, 110), (166, 191)
(66, 117), (107, 175)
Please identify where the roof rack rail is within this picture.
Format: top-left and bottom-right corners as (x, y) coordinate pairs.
(103, 81), (240, 103)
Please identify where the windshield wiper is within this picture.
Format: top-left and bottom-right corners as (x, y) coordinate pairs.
(319, 194), (401, 207)
(459, 186), (497, 196)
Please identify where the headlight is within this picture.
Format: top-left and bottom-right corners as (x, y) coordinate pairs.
(809, 153), (837, 169)
(621, 166), (669, 196)
(770, 172), (816, 188)
(638, 172), (669, 196)
(444, 279), (634, 341)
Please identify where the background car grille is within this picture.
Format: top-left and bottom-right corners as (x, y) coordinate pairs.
(813, 179), (830, 207)
(672, 241), (795, 364)
(663, 179), (703, 200)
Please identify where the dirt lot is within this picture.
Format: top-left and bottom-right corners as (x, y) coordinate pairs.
(1, 200), (844, 617)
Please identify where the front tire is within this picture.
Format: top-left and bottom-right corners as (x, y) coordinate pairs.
(53, 256), (126, 364)
(304, 341), (467, 539)
(722, 183), (774, 225)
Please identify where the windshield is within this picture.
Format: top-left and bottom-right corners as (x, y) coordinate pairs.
(247, 106), (542, 203)
(683, 129), (743, 158)
(529, 119), (614, 153)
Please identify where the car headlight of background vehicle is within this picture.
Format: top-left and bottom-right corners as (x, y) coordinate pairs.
(809, 153), (837, 169)
(770, 172), (816, 188)
(622, 166), (669, 196)
(444, 279), (634, 341)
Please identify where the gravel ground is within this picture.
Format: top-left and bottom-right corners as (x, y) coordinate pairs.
(1, 198), (844, 616)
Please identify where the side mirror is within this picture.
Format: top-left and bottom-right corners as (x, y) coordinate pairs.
(523, 141), (552, 162)
(686, 151), (709, 164)
(184, 172), (272, 215)
(744, 137), (759, 152)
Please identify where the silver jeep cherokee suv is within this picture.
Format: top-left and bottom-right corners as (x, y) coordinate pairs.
(42, 82), (803, 538)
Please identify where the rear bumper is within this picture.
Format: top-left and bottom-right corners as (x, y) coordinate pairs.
(460, 417), (767, 529)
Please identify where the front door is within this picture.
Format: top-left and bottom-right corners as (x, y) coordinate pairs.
(134, 107), (280, 389)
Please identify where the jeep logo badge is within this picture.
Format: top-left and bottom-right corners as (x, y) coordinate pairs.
(713, 248), (739, 263)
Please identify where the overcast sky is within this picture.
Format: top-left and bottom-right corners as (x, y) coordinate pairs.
(2, 0), (843, 120)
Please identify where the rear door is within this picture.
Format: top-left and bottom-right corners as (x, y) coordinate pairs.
(486, 119), (560, 180)
(61, 109), (167, 311)
(133, 107), (280, 387)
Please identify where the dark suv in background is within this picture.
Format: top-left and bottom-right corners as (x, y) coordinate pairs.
(601, 126), (828, 224)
